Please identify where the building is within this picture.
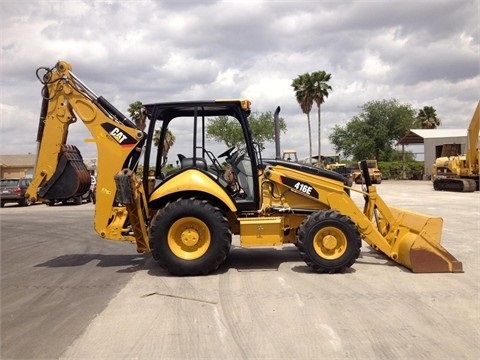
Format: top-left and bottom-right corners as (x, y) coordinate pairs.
(398, 129), (469, 178)
(0, 154), (36, 178)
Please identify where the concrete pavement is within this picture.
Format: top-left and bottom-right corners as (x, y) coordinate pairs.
(58, 181), (480, 359)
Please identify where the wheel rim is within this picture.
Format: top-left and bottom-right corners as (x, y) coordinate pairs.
(168, 217), (211, 260)
(313, 226), (347, 260)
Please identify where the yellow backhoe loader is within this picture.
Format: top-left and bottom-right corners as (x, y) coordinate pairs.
(320, 154), (353, 187)
(432, 101), (480, 192)
(282, 150), (299, 162)
(352, 159), (382, 184)
(26, 61), (462, 275)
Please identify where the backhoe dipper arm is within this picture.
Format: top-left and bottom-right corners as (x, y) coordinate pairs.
(466, 101), (479, 172)
(26, 61), (149, 251)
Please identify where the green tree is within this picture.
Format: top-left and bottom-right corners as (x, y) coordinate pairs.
(152, 128), (175, 167)
(206, 111), (287, 151)
(291, 73), (314, 164)
(311, 70), (332, 160)
(152, 128), (175, 148)
(329, 99), (416, 161)
(127, 100), (146, 131)
(128, 101), (176, 166)
(415, 106), (441, 129)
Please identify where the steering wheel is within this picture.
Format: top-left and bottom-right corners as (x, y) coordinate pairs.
(218, 146), (236, 158)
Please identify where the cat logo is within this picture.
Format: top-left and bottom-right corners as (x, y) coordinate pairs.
(101, 123), (137, 148)
(109, 127), (128, 144)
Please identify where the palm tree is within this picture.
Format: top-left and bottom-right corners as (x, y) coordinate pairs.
(416, 106), (441, 129)
(153, 129), (175, 167)
(128, 101), (175, 167)
(291, 73), (314, 164)
(311, 71), (332, 159)
(127, 101), (146, 131)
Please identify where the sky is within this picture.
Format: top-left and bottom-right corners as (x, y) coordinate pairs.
(1, 0), (479, 162)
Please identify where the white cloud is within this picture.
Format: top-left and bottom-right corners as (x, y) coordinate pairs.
(361, 53), (392, 78)
(0, 0), (478, 160)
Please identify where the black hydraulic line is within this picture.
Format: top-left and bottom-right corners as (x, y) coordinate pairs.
(95, 96), (138, 129)
(126, 136), (146, 171)
(359, 160), (372, 190)
(36, 95), (49, 142)
(265, 206), (315, 215)
(360, 159), (381, 227)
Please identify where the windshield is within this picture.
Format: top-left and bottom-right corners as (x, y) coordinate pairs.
(1, 179), (19, 187)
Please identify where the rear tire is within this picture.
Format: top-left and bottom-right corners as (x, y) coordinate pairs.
(298, 210), (361, 273)
(19, 198), (32, 207)
(150, 198), (231, 276)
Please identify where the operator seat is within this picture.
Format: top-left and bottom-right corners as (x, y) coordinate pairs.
(180, 157), (208, 171)
(233, 153), (254, 200)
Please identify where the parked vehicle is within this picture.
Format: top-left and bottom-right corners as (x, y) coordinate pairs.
(91, 183), (97, 204)
(0, 178), (33, 207)
(432, 101), (479, 192)
(320, 154), (354, 187)
(352, 160), (382, 184)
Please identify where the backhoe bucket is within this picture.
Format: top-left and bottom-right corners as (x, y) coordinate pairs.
(379, 206), (463, 273)
(38, 144), (91, 200)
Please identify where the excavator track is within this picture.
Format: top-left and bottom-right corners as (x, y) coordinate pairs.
(433, 178), (477, 192)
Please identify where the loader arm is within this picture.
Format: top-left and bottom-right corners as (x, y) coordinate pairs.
(264, 161), (462, 273)
(26, 61), (150, 252)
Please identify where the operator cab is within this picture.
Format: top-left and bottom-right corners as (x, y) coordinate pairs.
(142, 100), (260, 211)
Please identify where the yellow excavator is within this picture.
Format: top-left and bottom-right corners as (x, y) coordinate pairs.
(26, 61), (462, 275)
(433, 101), (480, 192)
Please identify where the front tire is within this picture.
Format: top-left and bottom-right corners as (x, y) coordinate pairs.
(150, 198), (231, 276)
(297, 210), (361, 273)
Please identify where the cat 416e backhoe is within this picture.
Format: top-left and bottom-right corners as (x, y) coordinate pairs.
(26, 61), (462, 275)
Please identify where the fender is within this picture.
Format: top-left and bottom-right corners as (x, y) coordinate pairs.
(150, 169), (237, 212)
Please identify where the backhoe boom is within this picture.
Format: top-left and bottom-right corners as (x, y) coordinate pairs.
(26, 61), (150, 252)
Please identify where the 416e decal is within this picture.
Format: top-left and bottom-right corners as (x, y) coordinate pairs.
(281, 176), (319, 198)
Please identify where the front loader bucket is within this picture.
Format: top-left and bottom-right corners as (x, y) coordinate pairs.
(380, 206), (463, 273)
(38, 144), (91, 200)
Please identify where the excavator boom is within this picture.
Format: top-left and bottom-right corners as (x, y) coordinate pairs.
(466, 101), (480, 171)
